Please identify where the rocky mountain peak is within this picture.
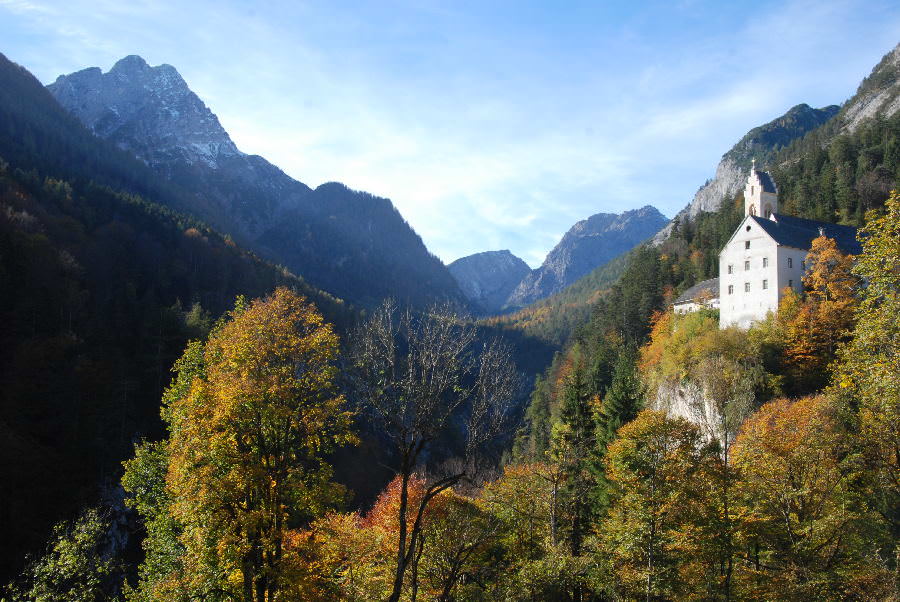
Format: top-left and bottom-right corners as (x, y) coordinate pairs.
(652, 103), (839, 244)
(110, 54), (150, 73)
(504, 206), (669, 310)
(448, 250), (531, 314)
(48, 55), (240, 169)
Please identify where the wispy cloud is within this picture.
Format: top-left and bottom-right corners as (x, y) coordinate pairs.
(1, 0), (898, 267)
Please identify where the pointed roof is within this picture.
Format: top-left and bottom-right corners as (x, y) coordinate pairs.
(750, 213), (861, 254)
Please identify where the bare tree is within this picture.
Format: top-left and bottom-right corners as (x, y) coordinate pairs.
(350, 300), (520, 602)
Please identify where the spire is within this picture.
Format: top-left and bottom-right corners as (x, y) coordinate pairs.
(751, 158), (756, 173)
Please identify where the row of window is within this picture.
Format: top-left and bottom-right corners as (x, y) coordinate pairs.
(726, 257), (805, 273)
(727, 279), (794, 294)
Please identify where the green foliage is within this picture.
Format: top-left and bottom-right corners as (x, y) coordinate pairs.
(773, 111), (900, 223)
(3, 509), (116, 602)
(833, 189), (900, 551)
(601, 410), (719, 600)
(124, 289), (355, 601)
(596, 348), (642, 452)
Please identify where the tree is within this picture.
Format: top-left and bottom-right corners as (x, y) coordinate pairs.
(732, 395), (891, 599)
(3, 509), (116, 602)
(833, 189), (900, 558)
(782, 235), (858, 392)
(549, 363), (597, 561)
(602, 410), (717, 601)
(349, 301), (520, 602)
(596, 347), (643, 451)
(692, 355), (757, 601)
(123, 288), (355, 601)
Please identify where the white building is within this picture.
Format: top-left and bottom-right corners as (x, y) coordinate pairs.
(673, 278), (719, 314)
(718, 162), (861, 328)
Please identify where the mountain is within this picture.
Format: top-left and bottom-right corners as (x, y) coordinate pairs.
(840, 42), (900, 132)
(47, 55), (465, 309)
(0, 51), (356, 578)
(505, 205), (668, 309)
(653, 103), (839, 243)
(448, 250), (531, 314)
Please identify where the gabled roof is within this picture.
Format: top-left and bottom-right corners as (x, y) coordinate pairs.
(750, 213), (862, 255)
(674, 277), (719, 304)
(754, 170), (777, 193)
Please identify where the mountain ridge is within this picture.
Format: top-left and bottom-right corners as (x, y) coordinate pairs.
(652, 102), (840, 243)
(505, 205), (668, 309)
(48, 55), (465, 309)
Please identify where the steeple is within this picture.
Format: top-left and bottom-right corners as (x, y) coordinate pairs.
(744, 162), (778, 219)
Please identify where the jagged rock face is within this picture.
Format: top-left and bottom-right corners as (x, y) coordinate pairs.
(653, 103), (839, 244)
(448, 250), (531, 314)
(47, 55), (308, 240)
(506, 205), (668, 309)
(48, 56), (466, 309)
(840, 42), (900, 132)
(48, 55), (241, 168)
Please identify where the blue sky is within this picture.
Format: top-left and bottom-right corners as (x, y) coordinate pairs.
(1, 0), (898, 267)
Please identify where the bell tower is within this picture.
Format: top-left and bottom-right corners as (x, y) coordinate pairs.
(744, 159), (779, 219)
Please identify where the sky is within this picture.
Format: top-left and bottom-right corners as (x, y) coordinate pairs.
(1, 1), (898, 267)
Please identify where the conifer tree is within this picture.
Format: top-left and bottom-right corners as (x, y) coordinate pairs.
(597, 347), (643, 447)
(550, 364), (596, 560)
(592, 347), (643, 513)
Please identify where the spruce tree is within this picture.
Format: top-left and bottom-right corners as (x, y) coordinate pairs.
(598, 347), (643, 447)
(593, 347), (643, 513)
(550, 363), (596, 558)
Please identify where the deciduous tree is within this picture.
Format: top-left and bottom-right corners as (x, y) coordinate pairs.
(350, 301), (519, 602)
(124, 288), (355, 601)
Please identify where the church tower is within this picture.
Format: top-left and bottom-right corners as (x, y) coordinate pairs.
(744, 159), (779, 218)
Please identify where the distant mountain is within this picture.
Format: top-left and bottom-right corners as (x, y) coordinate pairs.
(48, 55), (465, 309)
(505, 206), (668, 309)
(448, 250), (531, 314)
(653, 103), (839, 243)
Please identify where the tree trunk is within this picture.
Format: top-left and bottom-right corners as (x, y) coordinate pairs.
(388, 459), (412, 602)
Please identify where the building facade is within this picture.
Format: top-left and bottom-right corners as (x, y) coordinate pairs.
(718, 165), (860, 328)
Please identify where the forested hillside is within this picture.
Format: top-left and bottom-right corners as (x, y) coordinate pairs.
(0, 52), (353, 581)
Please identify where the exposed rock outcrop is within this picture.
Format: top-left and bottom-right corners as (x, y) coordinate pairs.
(653, 103), (839, 244)
(505, 206), (668, 309)
(448, 250), (531, 314)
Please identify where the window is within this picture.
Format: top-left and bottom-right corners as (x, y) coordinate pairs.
(763, 279), (768, 290)
(744, 260), (750, 271)
(745, 241), (751, 249)
(788, 257), (793, 268)
(763, 257), (768, 268)
(788, 279), (793, 288)
(744, 282), (750, 292)
(727, 264), (733, 274)
(728, 285), (734, 295)
(801, 260), (806, 270)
